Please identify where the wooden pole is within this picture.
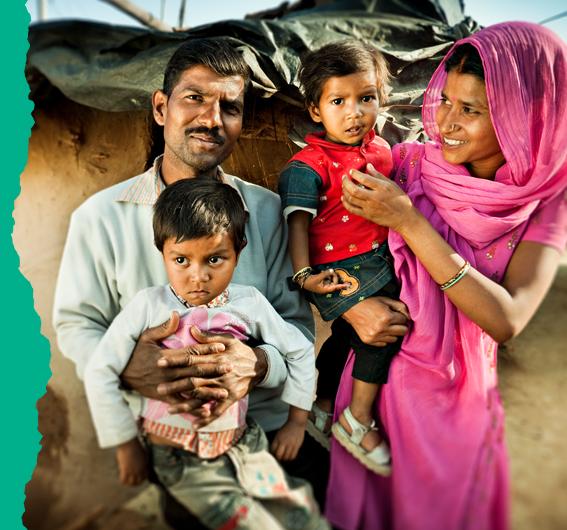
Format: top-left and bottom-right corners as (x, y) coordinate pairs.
(178, 0), (187, 29)
(37, 0), (47, 20)
(100, 0), (173, 31)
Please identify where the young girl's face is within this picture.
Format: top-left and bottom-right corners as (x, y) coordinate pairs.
(308, 69), (380, 145)
(162, 231), (238, 306)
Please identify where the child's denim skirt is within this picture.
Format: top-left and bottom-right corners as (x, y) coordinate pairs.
(307, 244), (394, 321)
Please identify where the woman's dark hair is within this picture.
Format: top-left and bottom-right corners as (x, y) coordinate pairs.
(299, 39), (391, 107)
(444, 43), (485, 81)
(153, 179), (247, 253)
(163, 38), (250, 96)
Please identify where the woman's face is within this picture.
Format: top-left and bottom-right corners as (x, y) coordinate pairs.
(435, 70), (505, 180)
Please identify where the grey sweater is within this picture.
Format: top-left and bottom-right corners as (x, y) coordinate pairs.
(53, 157), (314, 432)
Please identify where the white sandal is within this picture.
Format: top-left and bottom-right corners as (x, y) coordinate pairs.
(331, 407), (391, 476)
(306, 403), (332, 450)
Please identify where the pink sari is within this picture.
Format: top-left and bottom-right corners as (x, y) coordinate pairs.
(326, 22), (567, 530)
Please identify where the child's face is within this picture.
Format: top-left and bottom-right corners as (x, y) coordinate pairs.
(309, 69), (380, 145)
(162, 231), (238, 306)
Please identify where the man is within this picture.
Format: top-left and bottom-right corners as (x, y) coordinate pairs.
(53, 37), (408, 527)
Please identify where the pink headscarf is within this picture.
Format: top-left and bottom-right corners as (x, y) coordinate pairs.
(326, 23), (567, 530)
(419, 22), (567, 247)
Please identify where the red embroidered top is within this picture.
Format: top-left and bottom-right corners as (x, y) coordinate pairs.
(287, 130), (393, 264)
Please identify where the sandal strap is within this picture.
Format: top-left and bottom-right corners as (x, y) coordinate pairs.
(343, 407), (376, 445)
(366, 441), (391, 466)
(311, 403), (332, 432)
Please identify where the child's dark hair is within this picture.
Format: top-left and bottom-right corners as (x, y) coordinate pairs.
(444, 43), (485, 81)
(153, 179), (247, 253)
(299, 40), (391, 107)
(163, 38), (250, 97)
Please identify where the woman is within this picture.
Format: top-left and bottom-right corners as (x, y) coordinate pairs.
(326, 22), (567, 530)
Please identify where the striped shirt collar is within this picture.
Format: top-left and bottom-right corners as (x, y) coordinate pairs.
(116, 155), (248, 212)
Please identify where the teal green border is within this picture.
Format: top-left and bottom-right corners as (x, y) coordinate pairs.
(3, 3), (44, 528)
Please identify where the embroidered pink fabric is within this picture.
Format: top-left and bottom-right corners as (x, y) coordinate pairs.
(326, 22), (567, 530)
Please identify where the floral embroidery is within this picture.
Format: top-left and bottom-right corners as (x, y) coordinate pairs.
(371, 240), (380, 249)
(409, 151), (420, 168)
(399, 168), (407, 184)
(318, 216), (326, 223)
(325, 243), (334, 251)
(332, 162), (341, 168)
(358, 296), (365, 302)
(342, 215), (349, 222)
(320, 195), (328, 202)
(317, 158), (325, 166)
(485, 245), (497, 260)
(507, 230), (519, 250)
(348, 244), (358, 252)
(353, 265), (360, 271)
(399, 145), (407, 160)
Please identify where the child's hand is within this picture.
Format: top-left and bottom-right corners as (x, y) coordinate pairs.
(115, 438), (148, 486)
(271, 419), (306, 461)
(302, 269), (350, 295)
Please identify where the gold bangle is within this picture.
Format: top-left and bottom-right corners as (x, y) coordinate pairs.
(439, 261), (470, 291)
(292, 266), (313, 288)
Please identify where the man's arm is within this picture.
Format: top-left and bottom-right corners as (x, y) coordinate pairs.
(53, 204), (120, 379)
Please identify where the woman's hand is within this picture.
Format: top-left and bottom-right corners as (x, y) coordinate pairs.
(341, 163), (415, 234)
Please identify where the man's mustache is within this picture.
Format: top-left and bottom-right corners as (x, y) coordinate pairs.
(185, 127), (225, 145)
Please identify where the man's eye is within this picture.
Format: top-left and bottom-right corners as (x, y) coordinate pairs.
(175, 257), (187, 265)
(331, 98), (343, 105)
(186, 94), (202, 102)
(223, 104), (241, 116)
(209, 256), (223, 264)
(440, 96), (450, 106)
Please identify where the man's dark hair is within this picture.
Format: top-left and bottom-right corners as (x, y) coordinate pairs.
(163, 38), (250, 96)
(444, 43), (485, 81)
(299, 40), (391, 107)
(153, 179), (247, 253)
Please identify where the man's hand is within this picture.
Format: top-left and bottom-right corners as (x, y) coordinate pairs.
(120, 312), (230, 408)
(342, 297), (410, 347)
(157, 326), (268, 427)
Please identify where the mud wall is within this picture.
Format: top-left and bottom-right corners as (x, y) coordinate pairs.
(15, 92), (567, 530)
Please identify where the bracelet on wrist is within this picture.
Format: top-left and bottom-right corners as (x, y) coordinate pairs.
(292, 266), (313, 289)
(439, 260), (470, 291)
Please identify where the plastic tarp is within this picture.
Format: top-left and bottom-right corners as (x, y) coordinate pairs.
(26, 1), (478, 143)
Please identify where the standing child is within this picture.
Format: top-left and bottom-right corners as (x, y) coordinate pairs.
(278, 40), (403, 475)
(84, 179), (328, 530)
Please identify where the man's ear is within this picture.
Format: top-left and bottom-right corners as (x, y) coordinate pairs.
(152, 90), (168, 126)
(308, 103), (322, 123)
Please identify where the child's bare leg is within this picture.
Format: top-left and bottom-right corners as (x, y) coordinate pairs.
(338, 380), (383, 452)
(314, 397), (332, 414)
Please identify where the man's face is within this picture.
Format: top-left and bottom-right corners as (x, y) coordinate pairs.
(153, 65), (245, 182)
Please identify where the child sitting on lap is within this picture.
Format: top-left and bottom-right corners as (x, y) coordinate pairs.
(278, 40), (402, 475)
(84, 179), (328, 530)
